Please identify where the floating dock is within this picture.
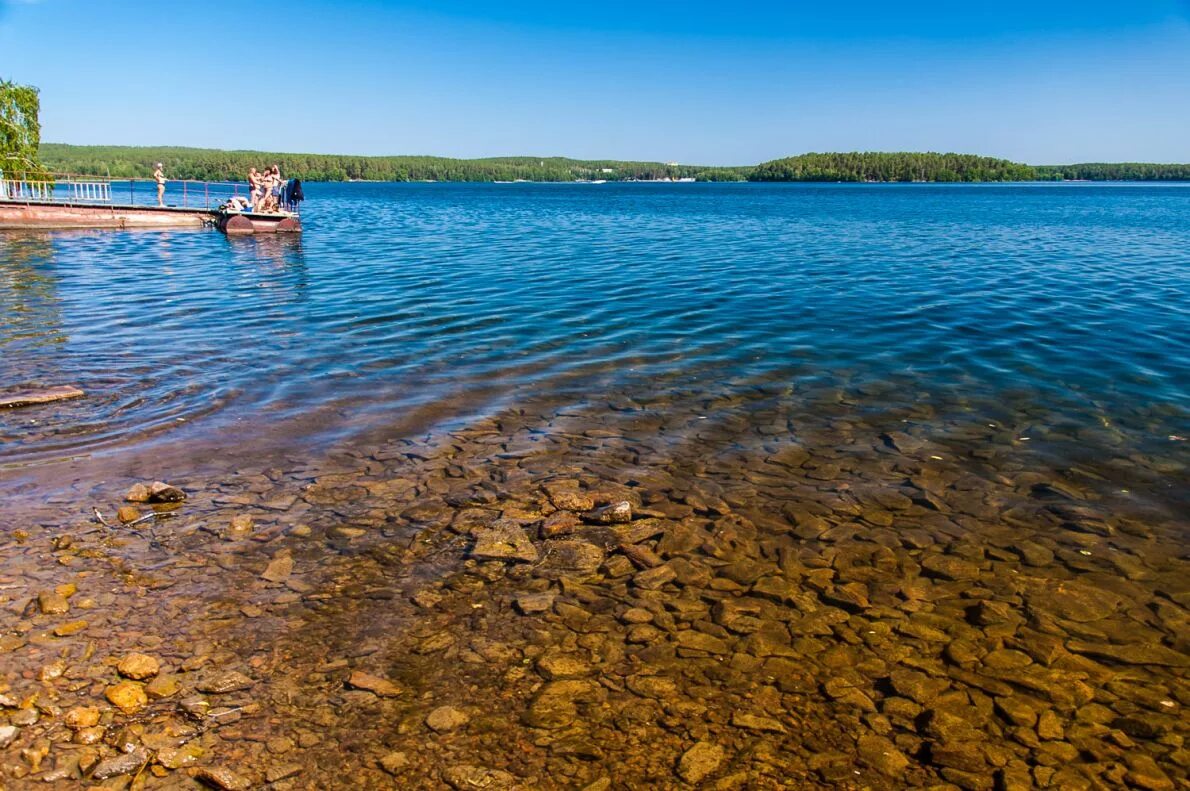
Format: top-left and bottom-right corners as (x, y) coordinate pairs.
(0, 173), (301, 234)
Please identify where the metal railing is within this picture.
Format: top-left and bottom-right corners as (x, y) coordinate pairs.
(0, 171), (299, 214)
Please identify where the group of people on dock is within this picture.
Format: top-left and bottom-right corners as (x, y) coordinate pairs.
(150, 162), (302, 214)
(248, 165), (284, 212)
(216, 165), (302, 214)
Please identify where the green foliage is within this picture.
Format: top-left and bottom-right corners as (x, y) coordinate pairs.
(0, 80), (49, 180)
(39, 144), (753, 183)
(36, 144), (1190, 184)
(1034, 163), (1190, 181)
(749, 152), (1037, 182)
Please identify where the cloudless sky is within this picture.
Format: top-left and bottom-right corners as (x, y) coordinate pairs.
(2, 0), (1188, 163)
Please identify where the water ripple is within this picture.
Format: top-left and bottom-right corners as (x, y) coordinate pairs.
(1, 182), (1188, 464)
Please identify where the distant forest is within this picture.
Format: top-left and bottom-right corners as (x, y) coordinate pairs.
(38, 144), (749, 183)
(749, 152), (1035, 182)
(36, 144), (1190, 183)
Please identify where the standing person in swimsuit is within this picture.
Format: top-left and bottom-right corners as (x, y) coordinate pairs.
(247, 167), (261, 210)
(270, 165), (283, 212)
(154, 163), (166, 207)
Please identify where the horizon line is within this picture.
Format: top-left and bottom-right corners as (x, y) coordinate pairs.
(40, 143), (1190, 169)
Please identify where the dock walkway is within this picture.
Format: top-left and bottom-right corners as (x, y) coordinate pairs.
(0, 173), (300, 233)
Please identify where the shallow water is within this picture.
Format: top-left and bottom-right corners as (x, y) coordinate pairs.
(0, 183), (1188, 790)
(2, 182), (1187, 467)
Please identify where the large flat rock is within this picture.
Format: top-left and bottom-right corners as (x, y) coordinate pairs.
(0, 385), (85, 408)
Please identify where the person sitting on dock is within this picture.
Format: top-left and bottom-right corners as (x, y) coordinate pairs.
(153, 163), (166, 207)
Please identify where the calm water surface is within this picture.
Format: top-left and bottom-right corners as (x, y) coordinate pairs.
(1, 182), (1188, 468)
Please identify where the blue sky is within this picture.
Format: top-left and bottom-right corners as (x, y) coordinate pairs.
(2, 0), (1188, 164)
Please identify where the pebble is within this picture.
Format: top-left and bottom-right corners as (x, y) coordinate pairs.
(125, 482), (152, 502)
(536, 652), (593, 680)
(105, 680), (148, 714)
(426, 705), (470, 732)
(678, 741), (726, 784)
(148, 480), (186, 502)
(858, 734), (910, 776)
(471, 521), (539, 563)
(91, 748), (149, 780)
(196, 670), (255, 693)
(117, 652), (161, 679)
(194, 765), (252, 790)
(146, 674), (181, 699)
(53, 619), (88, 636)
(583, 500), (632, 524)
(261, 554), (294, 582)
(379, 751), (409, 775)
(266, 764), (304, 782)
(157, 743), (203, 769)
(63, 706), (100, 729)
(38, 590), (70, 615)
(346, 670), (401, 697)
(442, 765), (520, 789)
(514, 591), (556, 614)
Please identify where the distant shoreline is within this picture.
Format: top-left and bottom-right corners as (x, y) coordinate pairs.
(38, 144), (1190, 184)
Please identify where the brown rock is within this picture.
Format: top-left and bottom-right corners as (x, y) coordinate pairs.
(426, 705), (470, 732)
(471, 520), (538, 563)
(347, 670), (401, 697)
(194, 766), (251, 790)
(148, 481), (186, 503)
(0, 385), (84, 408)
(91, 748), (148, 780)
(858, 734), (910, 776)
(535, 539), (605, 579)
(117, 652), (160, 680)
(634, 564), (677, 590)
(38, 590), (70, 615)
(260, 554), (294, 582)
(1026, 581), (1121, 622)
(541, 511), (581, 538)
(514, 591), (556, 614)
(196, 671), (254, 693)
(583, 501), (632, 524)
(63, 706), (100, 729)
(105, 681), (148, 714)
(920, 554), (981, 581)
(146, 674), (181, 699)
(125, 483), (152, 502)
(53, 620), (88, 636)
(117, 506), (142, 524)
(442, 766), (520, 790)
(678, 741), (726, 784)
(545, 485), (595, 512)
(536, 652), (593, 680)
(157, 743), (203, 769)
(1125, 754), (1174, 791)
(731, 711), (787, 733)
(380, 751), (409, 775)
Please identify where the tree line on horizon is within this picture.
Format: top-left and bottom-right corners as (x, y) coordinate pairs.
(36, 144), (749, 183)
(34, 144), (1190, 184)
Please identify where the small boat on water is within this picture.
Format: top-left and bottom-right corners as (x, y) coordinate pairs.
(0, 172), (301, 235)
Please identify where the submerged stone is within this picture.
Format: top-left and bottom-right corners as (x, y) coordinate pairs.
(472, 521), (539, 563)
(678, 741), (726, 784)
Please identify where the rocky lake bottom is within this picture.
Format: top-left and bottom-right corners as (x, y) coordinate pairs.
(2, 182), (1188, 789)
(1, 381), (1186, 790)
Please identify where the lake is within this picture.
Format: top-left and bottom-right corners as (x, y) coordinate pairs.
(0, 182), (1187, 788)
(3, 182), (1187, 466)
